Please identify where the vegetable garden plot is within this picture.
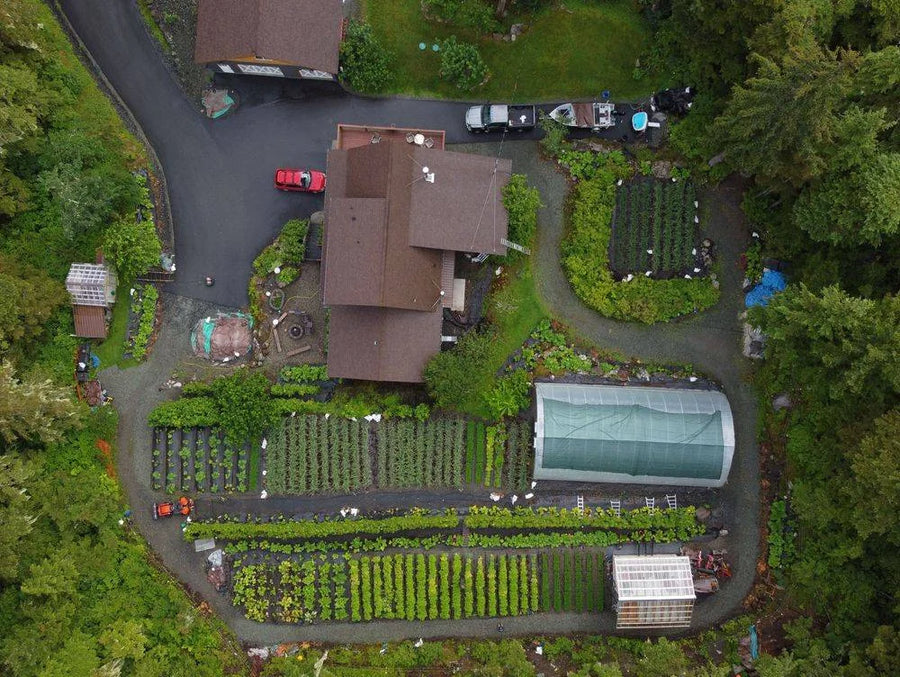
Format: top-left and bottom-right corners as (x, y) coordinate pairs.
(152, 426), (255, 494)
(501, 422), (532, 492)
(265, 416), (531, 493)
(266, 416), (372, 494)
(375, 417), (466, 488)
(231, 549), (602, 624)
(538, 549), (604, 612)
(610, 179), (700, 277)
(462, 420), (531, 491)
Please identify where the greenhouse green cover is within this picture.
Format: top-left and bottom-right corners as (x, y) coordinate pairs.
(534, 384), (734, 487)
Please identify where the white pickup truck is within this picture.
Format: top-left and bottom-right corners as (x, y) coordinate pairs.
(465, 104), (536, 133)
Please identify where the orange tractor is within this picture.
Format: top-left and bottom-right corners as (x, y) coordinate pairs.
(153, 496), (194, 520)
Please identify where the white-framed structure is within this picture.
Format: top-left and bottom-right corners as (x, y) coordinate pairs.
(65, 263), (116, 307)
(613, 555), (695, 629)
(533, 383), (735, 488)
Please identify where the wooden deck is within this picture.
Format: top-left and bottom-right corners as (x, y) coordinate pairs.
(335, 124), (446, 151)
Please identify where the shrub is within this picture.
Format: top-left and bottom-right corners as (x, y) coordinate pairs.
(424, 328), (494, 410)
(253, 245), (282, 277)
(275, 266), (298, 285)
(103, 216), (161, 283)
(423, 0), (498, 34)
(502, 174), (542, 249)
(216, 371), (278, 444)
(439, 36), (488, 90)
(340, 20), (393, 93)
(485, 369), (531, 419)
(636, 638), (687, 677)
(279, 218), (309, 262)
(744, 239), (763, 282)
(539, 112), (569, 157)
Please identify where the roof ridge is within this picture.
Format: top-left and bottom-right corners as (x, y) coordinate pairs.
(253, 0), (265, 57)
(377, 144), (395, 307)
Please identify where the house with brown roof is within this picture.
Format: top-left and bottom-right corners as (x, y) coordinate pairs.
(323, 125), (512, 382)
(194, 0), (342, 80)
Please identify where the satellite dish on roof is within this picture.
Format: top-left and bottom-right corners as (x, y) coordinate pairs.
(422, 166), (429, 173)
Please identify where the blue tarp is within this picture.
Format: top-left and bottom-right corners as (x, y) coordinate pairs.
(745, 270), (787, 308)
(762, 269), (787, 291)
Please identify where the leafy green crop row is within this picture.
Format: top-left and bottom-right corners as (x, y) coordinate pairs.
(464, 505), (700, 530)
(185, 511), (460, 541)
(187, 506), (703, 543)
(129, 283), (158, 360)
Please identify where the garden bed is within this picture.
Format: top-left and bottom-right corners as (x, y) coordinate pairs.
(199, 504), (704, 624)
(151, 425), (256, 493)
(231, 548), (604, 623)
(610, 178), (703, 278)
(264, 415), (534, 495)
(124, 283), (159, 361)
(556, 146), (720, 323)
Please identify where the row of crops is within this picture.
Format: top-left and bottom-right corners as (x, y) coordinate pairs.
(151, 416), (532, 495)
(610, 178), (699, 276)
(265, 416), (533, 495)
(231, 549), (605, 624)
(377, 418), (466, 488)
(266, 416), (372, 494)
(151, 427), (253, 493)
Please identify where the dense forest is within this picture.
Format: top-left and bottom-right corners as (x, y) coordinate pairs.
(0, 0), (898, 674)
(645, 0), (900, 672)
(0, 1), (242, 674)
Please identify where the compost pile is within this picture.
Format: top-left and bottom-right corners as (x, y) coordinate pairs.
(191, 313), (254, 361)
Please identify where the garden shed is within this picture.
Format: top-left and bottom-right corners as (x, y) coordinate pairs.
(613, 555), (695, 629)
(533, 383), (734, 487)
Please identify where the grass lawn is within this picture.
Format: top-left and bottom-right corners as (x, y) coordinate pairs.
(364, 0), (661, 100)
(93, 293), (137, 369)
(458, 259), (547, 417)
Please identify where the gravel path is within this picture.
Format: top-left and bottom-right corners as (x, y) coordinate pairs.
(67, 0), (759, 646)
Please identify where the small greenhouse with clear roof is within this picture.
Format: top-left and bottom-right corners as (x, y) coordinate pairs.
(533, 383), (735, 488)
(613, 555), (696, 629)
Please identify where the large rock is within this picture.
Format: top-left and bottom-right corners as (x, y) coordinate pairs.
(309, 211), (325, 226)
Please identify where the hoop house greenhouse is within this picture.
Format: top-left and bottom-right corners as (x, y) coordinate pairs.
(533, 383), (735, 487)
(613, 555), (695, 629)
